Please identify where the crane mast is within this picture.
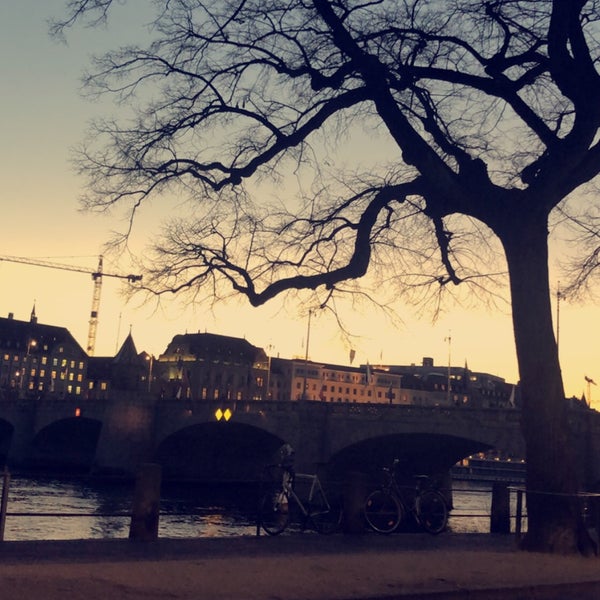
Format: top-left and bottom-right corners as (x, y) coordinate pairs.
(87, 256), (103, 356)
(0, 254), (142, 356)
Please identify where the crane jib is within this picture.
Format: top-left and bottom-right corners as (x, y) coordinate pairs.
(0, 254), (142, 356)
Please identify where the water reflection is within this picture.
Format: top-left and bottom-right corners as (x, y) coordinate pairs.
(3, 476), (259, 541)
(1, 476), (497, 541)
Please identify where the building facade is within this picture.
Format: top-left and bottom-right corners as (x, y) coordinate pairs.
(378, 357), (517, 408)
(154, 333), (269, 401)
(0, 310), (518, 409)
(0, 309), (88, 399)
(268, 357), (405, 403)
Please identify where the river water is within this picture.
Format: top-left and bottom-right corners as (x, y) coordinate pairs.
(0, 476), (514, 541)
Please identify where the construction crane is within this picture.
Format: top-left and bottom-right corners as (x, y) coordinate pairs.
(0, 254), (142, 356)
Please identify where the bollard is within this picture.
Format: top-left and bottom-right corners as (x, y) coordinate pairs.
(129, 463), (162, 541)
(0, 468), (10, 542)
(490, 481), (510, 534)
(343, 471), (368, 534)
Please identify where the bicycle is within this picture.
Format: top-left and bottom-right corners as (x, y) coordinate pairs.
(364, 459), (449, 535)
(258, 464), (343, 535)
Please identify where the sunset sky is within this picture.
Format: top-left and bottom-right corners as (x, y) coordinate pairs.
(1, 1), (599, 403)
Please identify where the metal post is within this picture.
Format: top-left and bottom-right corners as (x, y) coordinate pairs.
(302, 310), (312, 400)
(515, 488), (523, 540)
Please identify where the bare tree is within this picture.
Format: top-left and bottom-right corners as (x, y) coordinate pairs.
(54, 0), (600, 553)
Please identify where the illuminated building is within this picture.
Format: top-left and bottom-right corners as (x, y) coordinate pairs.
(0, 309), (87, 398)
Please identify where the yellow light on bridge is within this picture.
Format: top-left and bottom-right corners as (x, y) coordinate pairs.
(215, 408), (232, 421)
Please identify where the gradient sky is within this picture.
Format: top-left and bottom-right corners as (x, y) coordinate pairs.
(1, 1), (599, 403)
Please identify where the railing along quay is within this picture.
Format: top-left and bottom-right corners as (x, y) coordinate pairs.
(3, 466), (598, 544)
(0, 467), (525, 542)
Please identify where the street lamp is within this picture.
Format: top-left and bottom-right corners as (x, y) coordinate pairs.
(302, 310), (313, 400)
(20, 338), (37, 390)
(265, 344), (274, 400)
(146, 354), (154, 392)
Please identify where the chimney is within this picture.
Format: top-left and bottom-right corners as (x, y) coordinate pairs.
(7, 312), (14, 320)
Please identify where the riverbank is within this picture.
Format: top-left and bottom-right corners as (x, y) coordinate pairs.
(0, 533), (599, 599)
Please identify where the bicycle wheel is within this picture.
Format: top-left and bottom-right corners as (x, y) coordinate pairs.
(310, 493), (343, 534)
(364, 489), (403, 534)
(259, 488), (290, 535)
(415, 489), (448, 534)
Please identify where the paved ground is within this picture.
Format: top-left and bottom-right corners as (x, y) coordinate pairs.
(0, 533), (600, 599)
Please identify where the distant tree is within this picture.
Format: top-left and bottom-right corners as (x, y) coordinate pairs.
(54, 0), (600, 553)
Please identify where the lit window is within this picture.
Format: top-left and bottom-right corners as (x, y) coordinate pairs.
(100, 382), (107, 391)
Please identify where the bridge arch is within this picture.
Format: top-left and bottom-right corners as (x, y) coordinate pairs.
(27, 417), (103, 473)
(154, 421), (285, 482)
(327, 432), (492, 481)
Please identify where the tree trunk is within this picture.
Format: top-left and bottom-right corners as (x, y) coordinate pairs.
(500, 215), (593, 554)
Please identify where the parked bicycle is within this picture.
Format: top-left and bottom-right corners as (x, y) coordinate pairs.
(364, 459), (449, 535)
(258, 464), (343, 535)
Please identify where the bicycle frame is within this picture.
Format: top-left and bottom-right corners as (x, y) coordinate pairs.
(259, 465), (342, 535)
(364, 460), (449, 535)
(285, 473), (330, 517)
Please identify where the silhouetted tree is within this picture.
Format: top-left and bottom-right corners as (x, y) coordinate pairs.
(55, 0), (600, 553)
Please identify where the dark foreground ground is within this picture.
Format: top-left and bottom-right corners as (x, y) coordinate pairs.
(0, 533), (599, 600)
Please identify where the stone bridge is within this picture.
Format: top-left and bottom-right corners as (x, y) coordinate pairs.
(0, 394), (598, 485)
